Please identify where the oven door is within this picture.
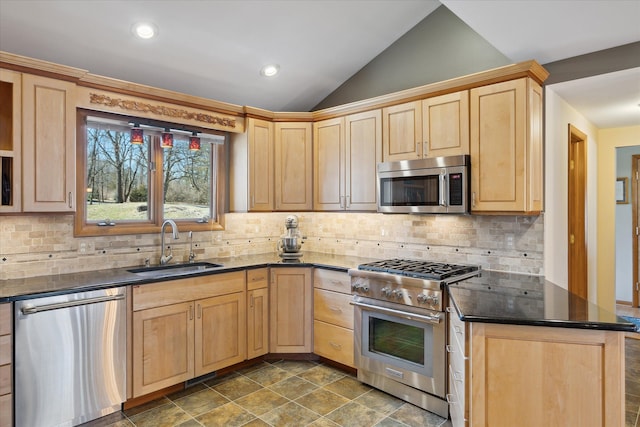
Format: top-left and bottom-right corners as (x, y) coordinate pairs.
(352, 296), (446, 398)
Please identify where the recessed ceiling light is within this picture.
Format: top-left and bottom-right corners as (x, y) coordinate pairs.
(132, 22), (158, 39)
(260, 64), (280, 77)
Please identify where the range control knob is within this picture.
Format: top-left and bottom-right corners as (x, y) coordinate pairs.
(417, 294), (439, 305)
(351, 279), (369, 293)
(392, 289), (403, 300)
(381, 287), (392, 297)
(417, 294), (429, 304)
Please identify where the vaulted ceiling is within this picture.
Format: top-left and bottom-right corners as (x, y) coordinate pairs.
(1, 0), (639, 127)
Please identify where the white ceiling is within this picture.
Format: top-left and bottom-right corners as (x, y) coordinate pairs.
(0, 0), (639, 127)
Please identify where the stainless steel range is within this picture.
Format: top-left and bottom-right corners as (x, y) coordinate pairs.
(348, 259), (480, 418)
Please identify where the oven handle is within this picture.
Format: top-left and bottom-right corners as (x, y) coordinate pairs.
(350, 300), (442, 324)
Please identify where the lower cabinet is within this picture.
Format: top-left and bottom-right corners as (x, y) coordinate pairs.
(0, 303), (12, 427)
(313, 269), (354, 367)
(132, 272), (246, 397)
(270, 267), (312, 353)
(447, 303), (626, 427)
(247, 268), (269, 359)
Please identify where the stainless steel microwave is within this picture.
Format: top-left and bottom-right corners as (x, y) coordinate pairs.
(377, 155), (470, 214)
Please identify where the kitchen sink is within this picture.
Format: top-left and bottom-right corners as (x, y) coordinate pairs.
(127, 262), (224, 278)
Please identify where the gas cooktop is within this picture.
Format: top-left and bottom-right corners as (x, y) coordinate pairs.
(357, 258), (479, 281)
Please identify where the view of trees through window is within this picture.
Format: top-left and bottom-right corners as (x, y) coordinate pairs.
(85, 117), (217, 223)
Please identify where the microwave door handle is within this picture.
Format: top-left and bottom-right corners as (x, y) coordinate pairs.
(439, 173), (446, 206)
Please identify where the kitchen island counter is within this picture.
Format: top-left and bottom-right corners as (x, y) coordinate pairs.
(0, 252), (376, 302)
(447, 270), (637, 333)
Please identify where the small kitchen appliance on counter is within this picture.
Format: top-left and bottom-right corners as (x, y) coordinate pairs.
(277, 215), (303, 260)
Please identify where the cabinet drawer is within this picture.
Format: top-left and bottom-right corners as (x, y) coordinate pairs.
(313, 320), (354, 368)
(247, 268), (269, 291)
(133, 271), (246, 310)
(448, 364), (466, 418)
(0, 364), (10, 396)
(0, 304), (10, 336)
(314, 289), (353, 329)
(314, 269), (351, 294)
(0, 393), (11, 427)
(0, 336), (10, 366)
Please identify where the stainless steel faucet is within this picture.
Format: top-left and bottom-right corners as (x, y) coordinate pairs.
(188, 231), (196, 263)
(160, 219), (179, 265)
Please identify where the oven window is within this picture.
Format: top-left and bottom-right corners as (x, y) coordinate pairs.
(379, 176), (440, 206)
(369, 317), (424, 365)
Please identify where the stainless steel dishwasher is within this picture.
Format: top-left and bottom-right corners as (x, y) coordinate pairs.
(14, 286), (127, 427)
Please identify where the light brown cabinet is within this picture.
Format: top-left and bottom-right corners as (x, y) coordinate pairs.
(247, 268), (269, 359)
(274, 122), (313, 211)
(422, 91), (469, 158)
(0, 69), (21, 213)
(469, 78), (543, 214)
(22, 73), (76, 212)
(382, 101), (422, 161)
(313, 110), (381, 211)
(270, 267), (312, 353)
(132, 272), (246, 397)
(248, 118), (275, 211)
(0, 303), (12, 427)
(313, 269), (354, 367)
(446, 303), (625, 427)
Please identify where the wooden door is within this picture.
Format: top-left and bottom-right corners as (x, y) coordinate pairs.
(247, 287), (269, 359)
(0, 69), (21, 213)
(345, 109), (381, 211)
(313, 117), (344, 210)
(422, 91), (469, 157)
(270, 268), (312, 353)
(195, 292), (246, 376)
(21, 74), (76, 212)
(382, 101), (422, 161)
(132, 302), (194, 397)
(274, 122), (313, 210)
(248, 118), (274, 211)
(470, 79), (526, 212)
(568, 125), (588, 300)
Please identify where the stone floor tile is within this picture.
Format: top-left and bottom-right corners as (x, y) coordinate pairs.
(307, 417), (342, 427)
(272, 359), (319, 375)
(173, 388), (230, 417)
(260, 401), (320, 427)
(211, 374), (264, 400)
(354, 389), (405, 415)
(388, 403), (447, 427)
(234, 388), (289, 415)
(244, 364), (292, 386)
(297, 365), (346, 386)
(295, 388), (350, 416)
(269, 375), (319, 399)
(324, 401), (384, 427)
(127, 403), (192, 427)
(324, 376), (372, 400)
(123, 397), (172, 417)
(196, 402), (256, 427)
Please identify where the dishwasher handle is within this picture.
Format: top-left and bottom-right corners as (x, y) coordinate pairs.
(21, 293), (126, 315)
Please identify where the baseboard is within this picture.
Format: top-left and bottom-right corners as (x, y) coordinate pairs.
(617, 300), (632, 306)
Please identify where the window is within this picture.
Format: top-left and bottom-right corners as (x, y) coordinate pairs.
(75, 109), (226, 236)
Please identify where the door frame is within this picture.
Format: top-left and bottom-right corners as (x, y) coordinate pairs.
(568, 124), (588, 300)
(632, 154), (639, 307)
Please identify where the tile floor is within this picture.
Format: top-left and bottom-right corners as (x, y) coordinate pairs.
(626, 337), (640, 427)
(83, 360), (449, 427)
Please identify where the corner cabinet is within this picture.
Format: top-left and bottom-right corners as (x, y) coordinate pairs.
(313, 110), (381, 211)
(446, 304), (625, 427)
(469, 78), (543, 214)
(270, 267), (313, 353)
(131, 272), (246, 397)
(274, 122), (313, 211)
(247, 268), (269, 359)
(22, 74), (76, 212)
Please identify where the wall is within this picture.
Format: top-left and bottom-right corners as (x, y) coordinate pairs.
(598, 126), (640, 309)
(616, 145), (640, 302)
(0, 212), (543, 281)
(543, 87), (599, 300)
(313, 6), (509, 110)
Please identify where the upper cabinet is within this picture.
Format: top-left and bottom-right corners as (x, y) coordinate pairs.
(314, 110), (381, 211)
(383, 91), (470, 162)
(0, 69), (21, 213)
(274, 122), (313, 211)
(22, 74), (76, 212)
(248, 118), (274, 211)
(470, 78), (543, 214)
(422, 91), (469, 158)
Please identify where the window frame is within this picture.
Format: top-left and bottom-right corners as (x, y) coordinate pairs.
(74, 109), (226, 237)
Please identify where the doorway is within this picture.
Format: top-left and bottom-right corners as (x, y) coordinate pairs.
(568, 125), (588, 299)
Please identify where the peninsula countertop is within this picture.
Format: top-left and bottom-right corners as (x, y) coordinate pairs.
(447, 269), (637, 333)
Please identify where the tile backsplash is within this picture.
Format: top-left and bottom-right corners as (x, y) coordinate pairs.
(0, 212), (544, 280)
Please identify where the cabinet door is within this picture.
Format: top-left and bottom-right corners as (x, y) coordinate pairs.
(313, 117), (344, 210)
(0, 69), (21, 213)
(422, 91), (469, 157)
(270, 268), (312, 353)
(247, 287), (269, 359)
(274, 122), (312, 210)
(345, 109), (381, 211)
(196, 292), (246, 375)
(382, 101), (422, 161)
(248, 118), (274, 211)
(22, 74), (76, 212)
(132, 302), (194, 397)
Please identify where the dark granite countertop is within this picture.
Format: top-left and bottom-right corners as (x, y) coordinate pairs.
(447, 270), (638, 333)
(0, 252), (376, 302)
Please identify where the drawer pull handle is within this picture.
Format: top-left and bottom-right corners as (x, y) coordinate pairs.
(329, 341), (342, 350)
(453, 371), (464, 382)
(445, 394), (457, 404)
(446, 307), (454, 313)
(446, 344), (454, 353)
(454, 325), (463, 334)
(329, 306), (342, 313)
